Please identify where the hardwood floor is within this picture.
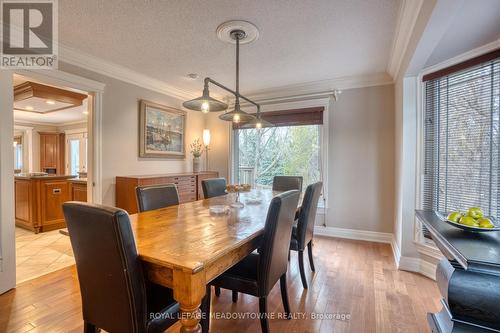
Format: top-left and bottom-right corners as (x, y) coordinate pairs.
(0, 237), (441, 333)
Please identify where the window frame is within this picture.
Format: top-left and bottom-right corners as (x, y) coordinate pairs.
(229, 97), (331, 211)
(414, 47), (500, 255)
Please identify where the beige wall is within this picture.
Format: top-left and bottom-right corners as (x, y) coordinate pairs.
(58, 62), (207, 206)
(206, 112), (230, 180)
(328, 84), (395, 232)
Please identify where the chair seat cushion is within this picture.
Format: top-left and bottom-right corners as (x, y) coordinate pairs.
(146, 283), (180, 333)
(210, 253), (260, 297)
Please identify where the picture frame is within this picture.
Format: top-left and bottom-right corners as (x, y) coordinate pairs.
(139, 100), (186, 158)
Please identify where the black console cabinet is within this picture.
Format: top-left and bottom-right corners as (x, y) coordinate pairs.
(416, 210), (500, 333)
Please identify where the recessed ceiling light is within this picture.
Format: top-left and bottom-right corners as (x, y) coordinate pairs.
(45, 99), (56, 105)
(25, 106), (34, 110)
(186, 73), (199, 80)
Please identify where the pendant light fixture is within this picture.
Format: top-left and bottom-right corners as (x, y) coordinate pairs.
(183, 21), (272, 128)
(182, 83), (228, 113)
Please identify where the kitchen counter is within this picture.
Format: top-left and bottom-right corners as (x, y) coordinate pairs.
(15, 174), (77, 180)
(68, 178), (87, 184)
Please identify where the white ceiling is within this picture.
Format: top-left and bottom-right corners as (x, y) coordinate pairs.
(424, 0), (500, 68)
(58, 0), (399, 96)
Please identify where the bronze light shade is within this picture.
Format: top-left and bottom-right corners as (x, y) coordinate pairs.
(219, 100), (255, 123)
(240, 114), (274, 128)
(182, 86), (228, 113)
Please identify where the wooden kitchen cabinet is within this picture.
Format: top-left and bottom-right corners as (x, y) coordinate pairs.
(115, 171), (219, 214)
(39, 132), (65, 174)
(69, 179), (88, 202)
(15, 175), (75, 233)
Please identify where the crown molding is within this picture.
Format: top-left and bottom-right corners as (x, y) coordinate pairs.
(240, 72), (393, 104)
(387, 0), (424, 79)
(58, 45), (195, 101)
(421, 38), (500, 76)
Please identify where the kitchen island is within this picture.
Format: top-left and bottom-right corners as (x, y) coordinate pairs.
(15, 174), (76, 233)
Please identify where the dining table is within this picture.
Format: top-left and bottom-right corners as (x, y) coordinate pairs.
(129, 189), (295, 333)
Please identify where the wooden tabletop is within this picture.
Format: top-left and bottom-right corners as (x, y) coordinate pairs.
(129, 189), (278, 273)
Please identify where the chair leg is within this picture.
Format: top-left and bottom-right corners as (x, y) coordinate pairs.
(259, 297), (270, 333)
(232, 290), (238, 303)
(201, 285), (211, 333)
(307, 241), (316, 272)
(298, 250), (308, 289)
(84, 322), (98, 333)
(279, 274), (291, 319)
(215, 286), (221, 297)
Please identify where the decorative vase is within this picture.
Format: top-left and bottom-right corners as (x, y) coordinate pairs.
(193, 156), (201, 172)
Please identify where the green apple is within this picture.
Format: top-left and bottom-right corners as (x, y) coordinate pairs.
(467, 207), (484, 219)
(460, 216), (479, 227)
(478, 217), (495, 229)
(447, 211), (462, 223)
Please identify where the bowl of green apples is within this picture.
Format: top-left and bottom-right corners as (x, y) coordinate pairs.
(442, 207), (500, 232)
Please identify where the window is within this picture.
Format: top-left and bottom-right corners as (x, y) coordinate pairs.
(422, 52), (500, 222)
(13, 136), (23, 172)
(66, 132), (88, 176)
(232, 106), (324, 193)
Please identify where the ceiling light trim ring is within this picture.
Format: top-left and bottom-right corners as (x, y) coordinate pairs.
(216, 20), (259, 45)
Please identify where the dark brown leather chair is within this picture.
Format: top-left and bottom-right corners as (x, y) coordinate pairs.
(62, 202), (180, 333)
(272, 176), (303, 192)
(201, 178), (227, 198)
(136, 184), (179, 212)
(203, 190), (301, 333)
(290, 182), (323, 289)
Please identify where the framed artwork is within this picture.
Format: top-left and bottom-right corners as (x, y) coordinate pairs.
(139, 100), (186, 158)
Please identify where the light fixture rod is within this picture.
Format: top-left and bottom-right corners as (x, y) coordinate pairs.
(236, 31), (240, 96)
(203, 77), (261, 113)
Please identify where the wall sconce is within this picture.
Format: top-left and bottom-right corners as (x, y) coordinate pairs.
(203, 129), (211, 171)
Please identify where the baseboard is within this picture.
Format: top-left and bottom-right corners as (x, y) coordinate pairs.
(398, 256), (437, 280)
(314, 226), (393, 244)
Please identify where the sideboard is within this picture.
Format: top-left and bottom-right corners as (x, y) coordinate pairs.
(115, 171), (219, 214)
(416, 210), (500, 333)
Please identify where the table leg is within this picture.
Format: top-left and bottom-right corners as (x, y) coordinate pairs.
(173, 269), (206, 333)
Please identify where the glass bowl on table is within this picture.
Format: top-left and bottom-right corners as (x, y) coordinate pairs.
(225, 184), (251, 208)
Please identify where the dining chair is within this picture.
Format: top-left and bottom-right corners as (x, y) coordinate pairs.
(272, 175), (303, 192)
(289, 181), (323, 289)
(135, 184), (179, 212)
(203, 190), (301, 333)
(201, 178), (227, 198)
(62, 202), (181, 333)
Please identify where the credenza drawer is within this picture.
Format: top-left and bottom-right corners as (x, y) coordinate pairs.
(116, 172), (219, 214)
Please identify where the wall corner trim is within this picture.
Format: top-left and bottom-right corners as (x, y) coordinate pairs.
(387, 0), (425, 79)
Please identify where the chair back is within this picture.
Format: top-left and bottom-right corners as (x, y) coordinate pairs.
(296, 182), (323, 249)
(258, 190), (300, 295)
(201, 178), (227, 198)
(136, 184), (179, 212)
(272, 176), (303, 192)
(63, 202), (147, 333)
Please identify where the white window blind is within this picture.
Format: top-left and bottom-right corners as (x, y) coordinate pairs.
(423, 56), (500, 226)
